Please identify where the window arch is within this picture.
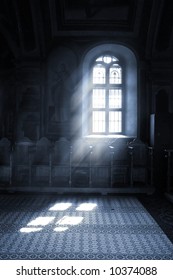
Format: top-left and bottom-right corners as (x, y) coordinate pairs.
(82, 44), (137, 138)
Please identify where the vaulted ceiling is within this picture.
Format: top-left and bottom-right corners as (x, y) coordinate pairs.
(0, 0), (173, 68)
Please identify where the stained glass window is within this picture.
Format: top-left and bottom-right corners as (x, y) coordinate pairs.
(109, 64), (122, 84)
(93, 65), (105, 84)
(91, 55), (123, 134)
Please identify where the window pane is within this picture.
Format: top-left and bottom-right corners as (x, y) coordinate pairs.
(96, 56), (103, 62)
(109, 64), (122, 84)
(96, 56), (118, 63)
(109, 89), (122, 108)
(93, 111), (105, 133)
(93, 89), (105, 108)
(103, 56), (112, 64)
(93, 65), (105, 84)
(109, 112), (122, 133)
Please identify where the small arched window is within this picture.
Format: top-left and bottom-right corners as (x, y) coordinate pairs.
(91, 55), (123, 134)
(82, 44), (137, 138)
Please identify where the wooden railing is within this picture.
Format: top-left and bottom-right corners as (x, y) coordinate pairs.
(0, 137), (154, 192)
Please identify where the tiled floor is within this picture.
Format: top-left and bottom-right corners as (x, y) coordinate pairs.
(0, 193), (173, 259)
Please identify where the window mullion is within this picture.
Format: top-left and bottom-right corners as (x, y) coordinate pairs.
(106, 66), (109, 134)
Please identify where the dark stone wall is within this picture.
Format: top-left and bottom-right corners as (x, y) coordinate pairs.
(45, 46), (78, 140)
(0, 38), (173, 146)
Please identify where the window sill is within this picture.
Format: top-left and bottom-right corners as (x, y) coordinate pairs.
(85, 134), (131, 139)
(84, 134), (135, 143)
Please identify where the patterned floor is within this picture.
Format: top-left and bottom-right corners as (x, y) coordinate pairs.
(0, 193), (173, 260)
(139, 193), (173, 244)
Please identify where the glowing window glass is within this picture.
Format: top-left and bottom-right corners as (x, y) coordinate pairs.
(93, 65), (105, 84)
(109, 65), (122, 84)
(109, 112), (122, 133)
(103, 56), (112, 63)
(92, 111), (105, 133)
(109, 89), (122, 109)
(96, 56), (118, 63)
(92, 89), (105, 108)
(91, 55), (123, 134)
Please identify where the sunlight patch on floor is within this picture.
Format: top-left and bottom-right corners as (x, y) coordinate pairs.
(76, 203), (97, 211)
(20, 227), (43, 233)
(56, 216), (83, 225)
(27, 217), (55, 226)
(54, 226), (69, 232)
(49, 203), (72, 211)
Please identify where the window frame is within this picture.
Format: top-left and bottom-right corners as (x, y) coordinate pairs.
(89, 54), (125, 135)
(82, 44), (137, 138)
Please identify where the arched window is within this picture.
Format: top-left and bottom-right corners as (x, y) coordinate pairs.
(82, 44), (137, 138)
(91, 55), (123, 134)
